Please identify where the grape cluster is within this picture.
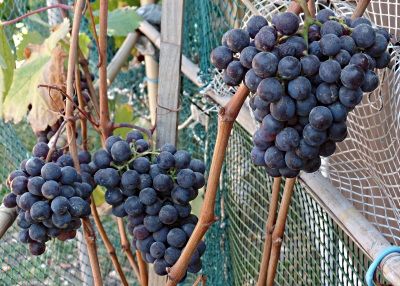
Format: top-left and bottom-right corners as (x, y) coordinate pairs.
(211, 9), (391, 177)
(91, 131), (207, 278)
(2, 143), (95, 255)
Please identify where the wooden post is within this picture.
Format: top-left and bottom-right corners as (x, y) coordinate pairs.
(140, 0), (159, 126)
(0, 205), (17, 239)
(155, 0), (185, 147)
(148, 0), (185, 284)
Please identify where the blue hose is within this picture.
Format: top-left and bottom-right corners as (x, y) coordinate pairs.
(365, 246), (400, 286)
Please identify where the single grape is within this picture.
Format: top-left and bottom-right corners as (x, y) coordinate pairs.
(301, 55), (320, 76)
(252, 130), (274, 150)
(256, 78), (283, 102)
(153, 258), (169, 276)
(365, 34), (388, 57)
(339, 86), (363, 108)
(288, 76), (311, 100)
(361, 70), (379, 92)
(193, 172), (205, 189)
(375, 52), (391, 69)
(18, 192), (40, 211)
(60, 185), (75, 198)
(223, 28), (250, 52)
(252, 52), (278, 78)
(32, 142), (49, 158)
(225, 61), (246, 83)
(275, 127), (300, 151)
(105, 188), (124, 205)
(174, 203), (191, 218)
(303, 124), (327, 146)
(176, 169), (196, 188)
(254, 26), (277, 51)
(319, 34), (341, 56)
(164, 246), (182, 265)
(316, 8), (335, 23)
(308, 24), (321, 42)
(41, 180), (60, 199)
(272, 12), (300, 35)
(52, 211), (72, 229)
(340, 35), (356, 55)
(321, 20), (343, 37)
(160, 144), (177, 154)
(277, 42), (297, 58)
(78, 150), (91, 164)
(319, 60), (341, 83)
(25, 157), (45, 176)
(210, 46), (233, 69)
(349, 53), (369, 71)
(92, 149), (112, 169)
(270, 96), (296, 121)
(167, 228), (187, 248)
(153, 226), (169, 243)
(296, 94), (317, 117)
(159, 205), (178, 225)
(328, 102), (348, 122)
(124, 196), (144, 216)
(133, 224), (150, 240)
(264, 146), (286, 169)
(277, 56), (301, 80)
(171, 186), (191, 205)
(328, 122), (348, 142)
(246, 15), (268, 38)
(135, 139), (150, 153)
(375, 27), (391, 42)
(253, 96), (270, 111)
(303, 157), (321, 173)
(319, 141), (337, 157)
(309, 106), (333, 131)
(68, 196), (91, 217)
(174, 150), (191, 169)
(150, 241), (166, 259)
(341, 64), (365, 89)
(139, 174), (153, 190)
(334, 49), (351, 67)
(57, 154), (74, 167)
(2, 193), (17, 208)
(94, 168), (120, 188)
(144, 215), (163, 232)
(121, 169), (140, 191)
(105, 136), (122, 153)
(352, 24), (376, 48)
(18, 229), (32, 244)
(240, 46), (259, 69)
(260, 114), (285, 141)
(29, 223), (48, 242)
(153, 174), (174, 193)
(60, 166), (78, 185)
(309, 41), (324, 59)
(295, 139), (319, 160)
(251, 147), (266, 166)
(157, 151), (175, 169)
(244, 69), (262, 93)
(126, 130), (144, 143)
(286, 36), (307, 58)
(29, 241), (46, 256)
(139, 188), (157, 205)
(316, 83), (339, 105)
(112, 203), (128, 217)
(111, 141), (131, 163)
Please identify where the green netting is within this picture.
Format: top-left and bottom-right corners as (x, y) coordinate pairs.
(0, 0), (392, 285)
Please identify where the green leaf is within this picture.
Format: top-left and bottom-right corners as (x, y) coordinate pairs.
(16, 31), (44, 61)
(92, 186), (106, 206)
(3, 55), (50, 123)
(0, 27), (14, 116)
(96, 7), (142, 37)
(79, 33), (91, 58)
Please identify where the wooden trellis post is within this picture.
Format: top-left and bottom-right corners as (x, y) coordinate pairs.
(149, 0), (185, 284)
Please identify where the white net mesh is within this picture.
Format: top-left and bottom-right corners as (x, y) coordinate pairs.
(210, 0), (400, 246)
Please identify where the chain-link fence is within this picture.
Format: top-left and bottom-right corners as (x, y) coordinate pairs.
(0, 0), (398, 285)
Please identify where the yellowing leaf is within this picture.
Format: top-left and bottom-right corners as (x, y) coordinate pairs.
(3, 55), (50, 124)
(92, 186), (106, 206)
(0, 27), (14, 115)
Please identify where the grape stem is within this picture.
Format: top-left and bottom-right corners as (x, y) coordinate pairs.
(64, 1), (103, 285)
(165, 84), (250, 285)
(0, 4), (72, 26)
(45, 120), (68, 162)
(97, 1), (147, 284)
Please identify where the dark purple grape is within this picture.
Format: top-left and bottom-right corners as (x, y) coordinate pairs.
(352, 24), (376, 48)
(240, 46), (259, 69)
(246, 15), (268, 38)
(210, 46), (233, 69)
(254, 26), (277, 51)
(296, 139), (319, 160)
(319, 60), (341, 83)
(277, 56), (301, 80)
(328, 122), (348, 142)
(361, 70), (379, 92)
(321, 20), (343, 37)
(296, 93), (317, 117)
(264, 146), (285, 169)
(272, 12), (300, 35)
(244, 69), (262, 93)
(339, 86), (363, 108)
(270, 96), (295, 121)
(288, 76), (311, 100)
(319, 141), (336, 157)
(303, 124), (327, 146)
(320, 34), (341, 56)
(256, 78), (283, 102)
(316, 8), (335, 24)
(316, 83), (339, 105)
(301, 55), (320, 76)
(275, 127), (300, 151)
(222, 28), (250, 52)
(252, 52), (278, 78)
(341, 64), (365, 89)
